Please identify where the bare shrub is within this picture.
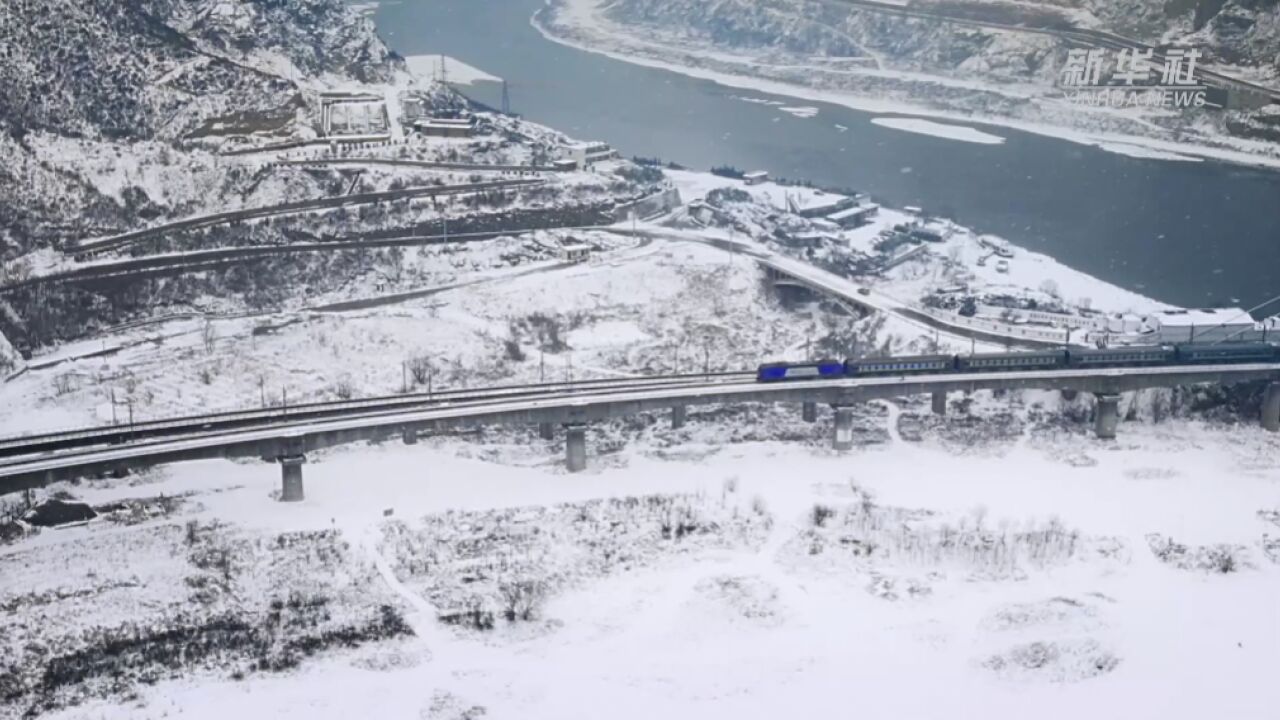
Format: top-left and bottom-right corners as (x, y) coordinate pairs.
(333, 377), (355, 400)
(750, 495), (769, 517)
(498, 579), (547, 622)
(1146, 534), (1247, 573)
(811, 503), (836, 527)
(53, 373), (78, 396)
(408, 355), (433, 386)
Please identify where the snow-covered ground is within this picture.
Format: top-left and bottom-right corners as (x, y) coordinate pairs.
(6, 403), (1279, 719)
(663, 169), (1168, 317)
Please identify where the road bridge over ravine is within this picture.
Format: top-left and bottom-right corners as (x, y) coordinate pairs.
(1, 364), (1277, 501)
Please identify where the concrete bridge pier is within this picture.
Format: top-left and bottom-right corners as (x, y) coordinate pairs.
(802, 401), (817, 423)
(1094, 394), (1120, 440)
(402, 428), (418, 445)
(565, 424), (587, 472)
(832, 406), (854, 451)
(280, 455), (306, 502)
(1061, 389), (1078, 402)
(538, 422), (555, 440)
(931, 391), (947, 416)
(671, 405), (687, 430)
(1263, 382), (1280, 432)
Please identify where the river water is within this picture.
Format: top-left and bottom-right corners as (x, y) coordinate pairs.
(373, 0), (1280, 311)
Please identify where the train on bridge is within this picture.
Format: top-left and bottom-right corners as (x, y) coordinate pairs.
(757, 342), (1280, 382)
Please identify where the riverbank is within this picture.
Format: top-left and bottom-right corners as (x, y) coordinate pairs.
(534, 0), (1280, 171)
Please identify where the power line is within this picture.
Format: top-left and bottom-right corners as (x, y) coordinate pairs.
(1206, 292), (1280, 345)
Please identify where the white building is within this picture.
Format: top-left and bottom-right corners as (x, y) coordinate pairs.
(828, 203), (880, 228)
(1145, 308), (1254, 344)
(565, 141), (617, 169)
(743, 170), (769, 185)
(558, 242), (593, 263)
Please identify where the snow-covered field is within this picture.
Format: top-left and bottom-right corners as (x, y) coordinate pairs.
(6, 403), (1279, 719)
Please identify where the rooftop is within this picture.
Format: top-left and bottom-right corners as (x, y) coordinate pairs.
(1150, 308), (1253, 327)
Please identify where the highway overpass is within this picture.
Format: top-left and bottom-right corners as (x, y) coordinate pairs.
(1, 362), (1277, 501)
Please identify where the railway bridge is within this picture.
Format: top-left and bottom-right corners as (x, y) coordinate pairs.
(1, 363), (1277, 502)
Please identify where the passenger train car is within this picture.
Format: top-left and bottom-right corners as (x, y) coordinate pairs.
(755, 343), (1280, 383)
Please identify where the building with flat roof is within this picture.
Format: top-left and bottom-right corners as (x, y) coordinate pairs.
(564, 141), (617, 169)
(1146, 308), (1255, 344)
(743, 170), (769, 185)
(413, 116), (476, 138)
(558, 242), (593, 263)
(828, 203), (880, 228)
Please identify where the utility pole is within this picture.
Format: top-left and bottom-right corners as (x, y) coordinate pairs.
(567, 354), (573, 383)
(402, 361), (408, 393)
(282, 388), (288, 416)
(539, 350), (545, 383)
(127, 398), (134, 429)
(110, 388), (117, 425)
(703, 341), (710, 376)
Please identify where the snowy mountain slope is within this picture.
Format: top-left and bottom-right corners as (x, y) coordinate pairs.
(0, 0), (401, 258)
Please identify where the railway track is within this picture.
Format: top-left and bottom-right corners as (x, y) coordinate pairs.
(0, 371), (755, 461)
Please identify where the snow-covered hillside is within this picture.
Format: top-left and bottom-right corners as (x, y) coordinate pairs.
(536, 0), (1280, 166)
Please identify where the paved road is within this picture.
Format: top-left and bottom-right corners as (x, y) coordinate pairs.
(2, 225), (634, 294)
(68, 178), (545, 256)
(269, 158), (563, 173)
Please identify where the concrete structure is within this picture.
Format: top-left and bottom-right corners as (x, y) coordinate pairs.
(413, 116), (476, 138)
(403, 428), (418, 444)
(828, 203), (880, 228)
(280, 456), (305, 502)
(932, 391), (947, 416)
(565, 424), (587, 472)
(832, 406), (855, 451)
(909, 220), (951, 243)
(794, 195), (857, 219)
(539, 422), (555, 440)
(802, 401), (818, 423)
(671, 405), (686, 429)
(557, 242), (592, 263)
(3, 362), (1278, 499)
(976, 305), (1097, 331)
(1095, 394), (1120, 440)
(565, 141), (617, 169)
(743, 171), (769, 185)
(1145, 308), (1254, 344)
(1264, 382), (1280, 433)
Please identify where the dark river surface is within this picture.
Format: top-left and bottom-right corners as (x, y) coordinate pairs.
(374, 0), (1280, 312)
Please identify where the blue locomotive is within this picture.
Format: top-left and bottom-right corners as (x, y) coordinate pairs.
(756, 342), (1280, 382)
